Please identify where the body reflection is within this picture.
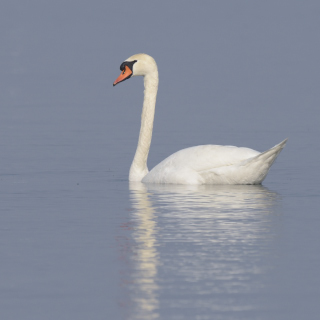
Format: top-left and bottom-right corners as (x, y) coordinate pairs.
(126, 182), (281, 319)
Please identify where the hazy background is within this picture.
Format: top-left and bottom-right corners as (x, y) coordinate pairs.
(2, 1), (319, 176)
(1, 1), (319, 319)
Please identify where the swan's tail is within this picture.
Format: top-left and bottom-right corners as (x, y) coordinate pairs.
(241, 138), (288, 184)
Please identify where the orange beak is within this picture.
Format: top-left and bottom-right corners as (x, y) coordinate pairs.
(113, 65), (133, 86)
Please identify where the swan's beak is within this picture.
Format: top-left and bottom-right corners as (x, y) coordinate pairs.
(113, 66), (133, 86)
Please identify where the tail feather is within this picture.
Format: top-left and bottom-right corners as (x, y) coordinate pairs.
(240, 138), (288, 184)
(243, 138), (287, 165)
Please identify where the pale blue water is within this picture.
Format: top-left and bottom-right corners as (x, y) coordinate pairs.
(1, 1), (320, 319)
(1, 102), (319, 320)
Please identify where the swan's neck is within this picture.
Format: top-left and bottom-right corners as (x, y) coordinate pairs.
(129, 73), (158, 181)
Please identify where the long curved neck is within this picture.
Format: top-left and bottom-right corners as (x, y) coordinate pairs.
(129, 72), (159, 181)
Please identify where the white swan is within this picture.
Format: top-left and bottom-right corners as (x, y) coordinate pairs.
(113, 53), (287, 185)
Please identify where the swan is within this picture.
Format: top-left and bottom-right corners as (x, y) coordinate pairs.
(113, 53), (287, 185)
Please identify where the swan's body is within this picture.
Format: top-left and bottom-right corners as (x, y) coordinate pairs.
(113, 53), (287, 185)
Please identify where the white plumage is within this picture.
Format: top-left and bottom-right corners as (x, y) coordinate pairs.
(113, 53), (287, 185)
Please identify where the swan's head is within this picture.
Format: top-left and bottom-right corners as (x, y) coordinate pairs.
(113, 53), (158, 86)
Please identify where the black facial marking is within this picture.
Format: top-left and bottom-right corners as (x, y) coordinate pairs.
(119, 60), (137, 72)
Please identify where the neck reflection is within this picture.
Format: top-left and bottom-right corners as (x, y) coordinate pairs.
(128, 182), (160, 320)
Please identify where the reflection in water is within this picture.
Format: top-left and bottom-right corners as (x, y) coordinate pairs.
(128, 183), (160, 320)
(126, 182), (281, 319)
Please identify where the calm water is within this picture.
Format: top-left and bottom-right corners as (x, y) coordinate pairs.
(0, 101), (319, 320)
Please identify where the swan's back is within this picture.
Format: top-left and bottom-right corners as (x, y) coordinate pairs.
(143, 144), (260, 184)
(142, 139), (287, 185)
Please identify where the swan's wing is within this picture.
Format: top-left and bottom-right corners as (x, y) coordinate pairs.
(199, 139), (288, 184)
(144, 140), (287, 184)
(166, 144), (261, 172)
(144, 144), (260, 184)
